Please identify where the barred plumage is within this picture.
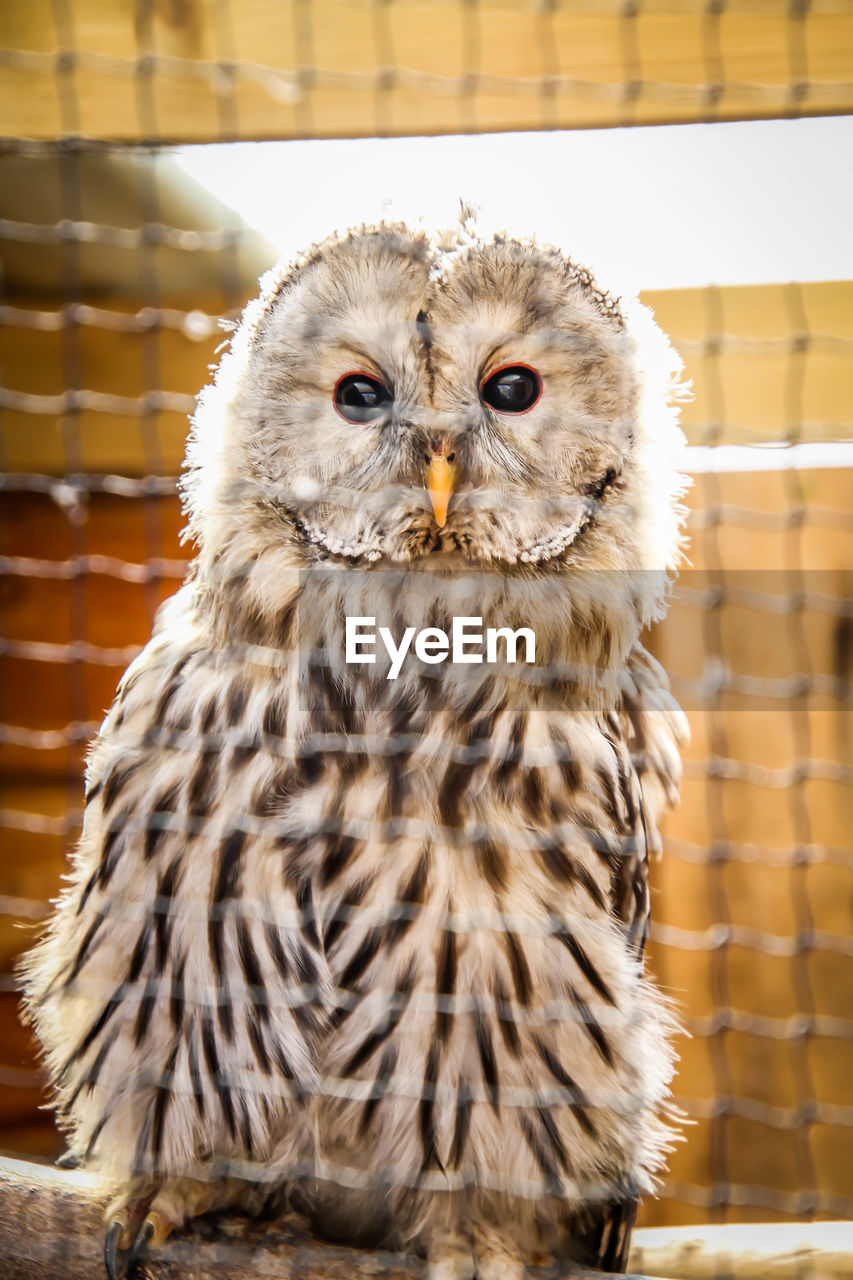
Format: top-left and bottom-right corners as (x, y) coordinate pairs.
(21, 220), (689, 1278)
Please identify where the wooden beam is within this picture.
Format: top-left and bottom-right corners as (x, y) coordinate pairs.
(0, 1156), (662, 1280)
(3, 1156), (850, 1278)
(1, 1), (852, 143)
(630, 1220), (853, 1279)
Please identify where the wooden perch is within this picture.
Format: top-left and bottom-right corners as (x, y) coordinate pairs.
(0, 1157), (414, 1280)
(0, 1156), (654, 1280)
(2, 1157), (850, 1279)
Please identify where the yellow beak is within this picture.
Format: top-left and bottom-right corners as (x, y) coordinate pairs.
(425, 451), (458, 528)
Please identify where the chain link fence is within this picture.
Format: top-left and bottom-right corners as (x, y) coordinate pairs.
(0, 2), (851, 1276)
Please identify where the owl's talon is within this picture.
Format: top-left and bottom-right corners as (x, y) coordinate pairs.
(103, 1220), (123, 1280)
(126, 1218), (154, 1279)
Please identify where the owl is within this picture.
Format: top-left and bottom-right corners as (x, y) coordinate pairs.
(21, 221), (689, 1280)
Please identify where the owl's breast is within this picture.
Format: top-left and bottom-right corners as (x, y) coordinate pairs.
(289, 687), (674, 1211)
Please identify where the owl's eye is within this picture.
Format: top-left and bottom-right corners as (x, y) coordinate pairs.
(334, 372), (393, 423)
(480, 364), (542, 415)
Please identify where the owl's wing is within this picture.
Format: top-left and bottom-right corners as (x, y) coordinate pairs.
(610, 641), (688, 958)
(19, 588), (327, 1182)
(561, 645), (686, 1272)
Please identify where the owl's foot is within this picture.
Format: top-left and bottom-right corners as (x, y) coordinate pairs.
(103, 1221), (122, 1280)
(427, 1233), (524, 1280)
(427, 1230), (476, 1280)
(473, 1225), (525, 1280)
(103, 1194), (154, 1280)
(126, 1217), (157, 1277)
(475, 1260), (524, 1280)
(103, 1210), (177, 1280)
(103, 1178), (230, 1279)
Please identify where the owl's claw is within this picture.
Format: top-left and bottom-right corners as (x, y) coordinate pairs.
(103, 1220), (123, 1280)
(103, 1196), (152, 1279)
(126, 1218), (155, 1278)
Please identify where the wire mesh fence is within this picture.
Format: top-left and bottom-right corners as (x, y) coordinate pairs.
(3, 0), (853, 140)
(0, 2), (851, 1277)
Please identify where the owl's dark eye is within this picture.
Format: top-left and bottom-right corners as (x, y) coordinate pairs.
(480, 364), (542, 415)
(334, 372), (393, 423)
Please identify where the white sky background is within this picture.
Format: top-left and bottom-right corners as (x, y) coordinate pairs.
(175, 115), (853, 295)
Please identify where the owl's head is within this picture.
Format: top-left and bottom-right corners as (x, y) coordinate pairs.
(184, 223), (687, 644)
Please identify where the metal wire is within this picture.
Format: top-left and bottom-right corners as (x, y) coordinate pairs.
(3, 46), (853, 126)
